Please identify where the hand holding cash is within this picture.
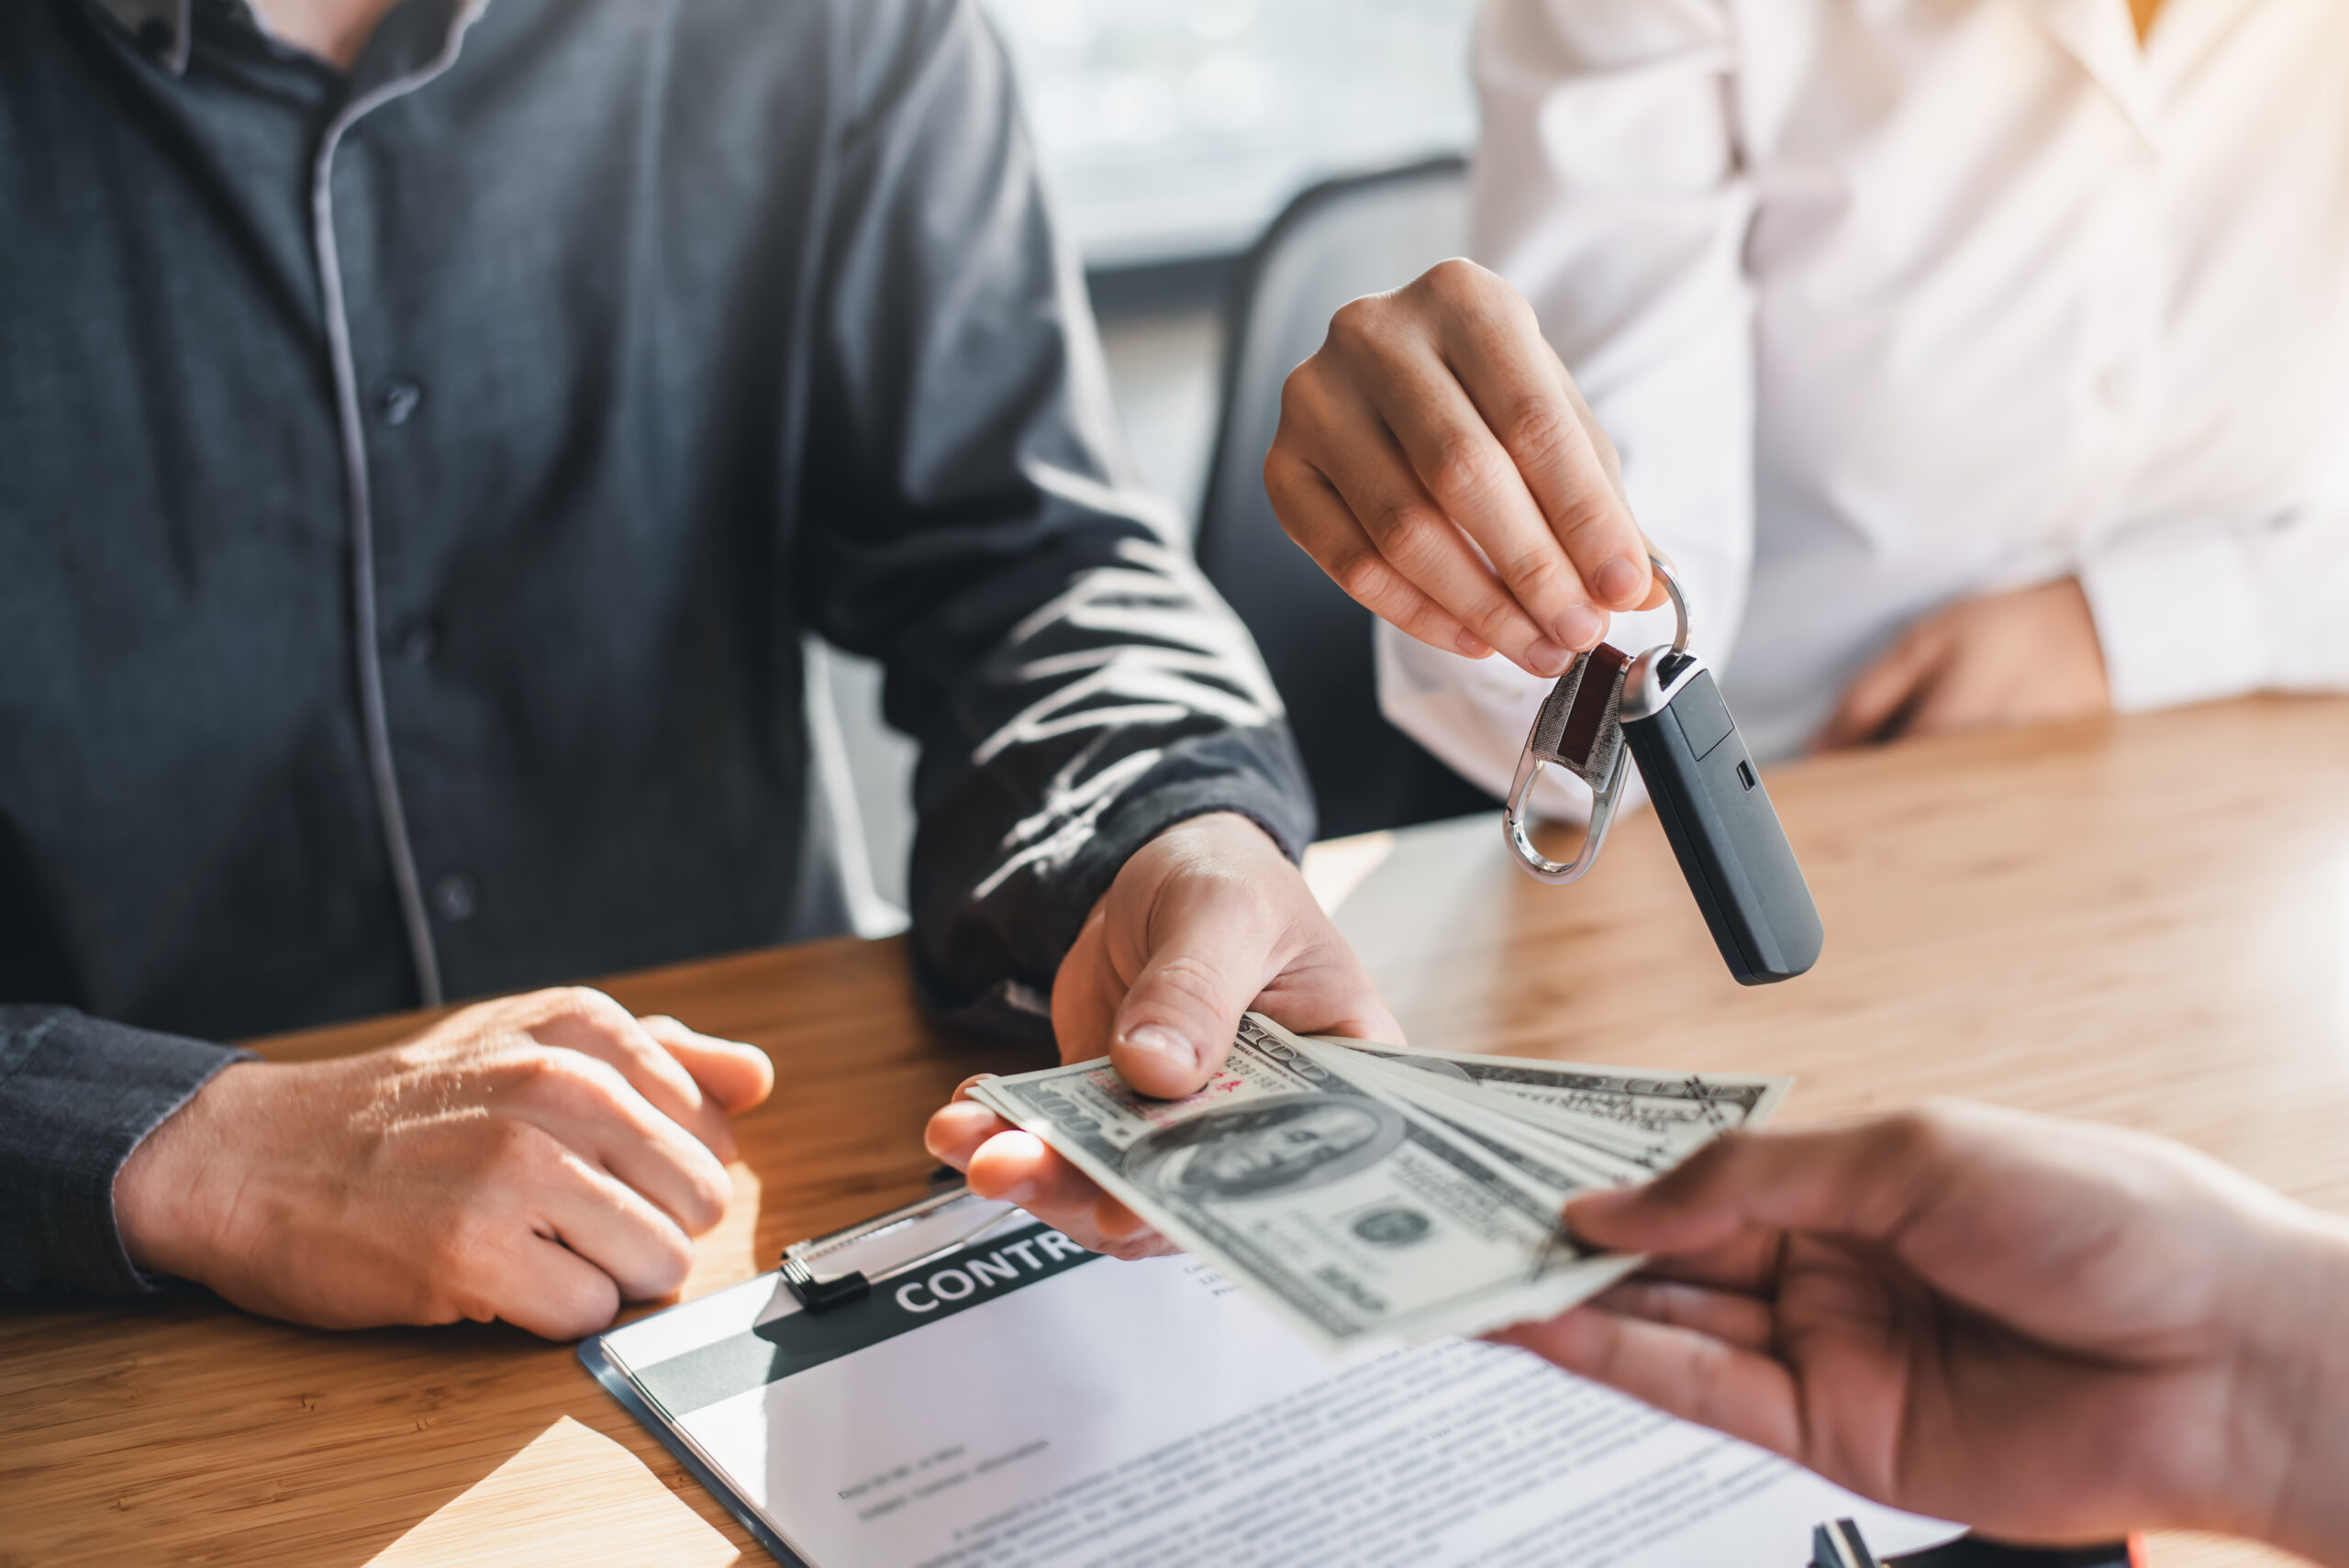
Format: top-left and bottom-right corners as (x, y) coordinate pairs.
(941, 1012), (1787, 1348)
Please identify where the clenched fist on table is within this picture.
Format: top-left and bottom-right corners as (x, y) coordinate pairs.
(115, 988), (773, 1340)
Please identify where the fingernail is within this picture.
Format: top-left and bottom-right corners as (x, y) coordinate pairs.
(1122, 1025), (1197, 1073)
(1454, 628), (1493, 660)
(1552, 604), (1605, 651)
(1525, 638), (1571, 676)
(1595, 558), (1645, 607)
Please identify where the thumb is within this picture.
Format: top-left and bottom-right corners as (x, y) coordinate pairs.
(642, 1017), (775, 1116)
(1108, 903), (1279, 1101)
(1564, 1118), (1940, 1257)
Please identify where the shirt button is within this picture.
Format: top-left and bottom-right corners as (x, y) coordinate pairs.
(378, 379), (424, 427)
(430, 872), (479, 924)
(394, 617), (440, 667)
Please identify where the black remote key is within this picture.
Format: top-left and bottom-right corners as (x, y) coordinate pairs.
(1620, 653), (1823, 984)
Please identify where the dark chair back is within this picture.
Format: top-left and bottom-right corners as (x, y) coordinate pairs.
(1196, 156), (1497, 840)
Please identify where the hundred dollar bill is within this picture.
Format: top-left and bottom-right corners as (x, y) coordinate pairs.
(1305, 1042), (1655, 1192)
(1313, 1038), (1791, 1172)
(967, 1017), (1642, 1349)
(1289, 1037), (1651, 1190)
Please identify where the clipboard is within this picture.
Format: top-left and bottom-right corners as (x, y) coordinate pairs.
(1817, 1518), (2140, 1568)
(580, 1182), (1055, 1567)
(582, 1185), (1969, 1568)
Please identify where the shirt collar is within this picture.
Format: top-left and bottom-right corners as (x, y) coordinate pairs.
(2020, 0), (2160, 143)
(89, 0), (482, 79)
(2018, 0), (2265, 145)
(94, 0), (195, 76)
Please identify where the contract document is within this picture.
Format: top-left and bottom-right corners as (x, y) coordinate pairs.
(584, 1191), (1963, 1567)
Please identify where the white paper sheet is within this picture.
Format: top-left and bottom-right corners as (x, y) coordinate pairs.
(598, 1216), (1962, 1568)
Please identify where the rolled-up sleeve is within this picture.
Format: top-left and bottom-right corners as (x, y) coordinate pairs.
(0, 1006), (250, 1295)
(800, 1), (1315, 1037)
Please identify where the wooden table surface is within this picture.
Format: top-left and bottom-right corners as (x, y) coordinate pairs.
(7, 695), (2349, 1567)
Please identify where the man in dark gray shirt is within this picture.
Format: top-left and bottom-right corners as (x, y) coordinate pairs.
(0, 0), (1404, 1336)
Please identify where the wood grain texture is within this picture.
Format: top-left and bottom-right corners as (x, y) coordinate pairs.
(6, 695), (2346, 1567)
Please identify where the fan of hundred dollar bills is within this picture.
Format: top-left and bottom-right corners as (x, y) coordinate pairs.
(969, 1014), (1789, 1351)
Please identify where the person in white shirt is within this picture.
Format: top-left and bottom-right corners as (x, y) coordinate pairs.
(1257, 0), (2349, 808)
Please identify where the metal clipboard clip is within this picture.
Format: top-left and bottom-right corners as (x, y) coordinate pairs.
(1503, 555), (1692, 884)
(779, 1178), (1025, 1313)
(1811, 1518), (2141, 1567)
(1813, 1519), (1882, 1568)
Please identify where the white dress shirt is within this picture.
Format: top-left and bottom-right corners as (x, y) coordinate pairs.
(1380, 0), (2349, 815)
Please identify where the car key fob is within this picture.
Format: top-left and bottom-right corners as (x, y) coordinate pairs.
(1619, 647), (1823, 984)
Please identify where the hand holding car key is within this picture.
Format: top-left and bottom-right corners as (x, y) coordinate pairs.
(1504, 557), (1824, 984)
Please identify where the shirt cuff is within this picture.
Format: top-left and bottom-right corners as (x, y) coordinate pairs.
(915, 734), (1319, 1042)
(2078, 531), (2267, 713)
(0, 1007), (251, 1296)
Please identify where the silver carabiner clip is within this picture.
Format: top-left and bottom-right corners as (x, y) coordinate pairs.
(1502, 556), (1691, 883)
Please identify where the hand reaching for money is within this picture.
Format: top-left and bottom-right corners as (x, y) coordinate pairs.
(1490, 1103), (2349, 1557)
(924, 813), (1402, 1260)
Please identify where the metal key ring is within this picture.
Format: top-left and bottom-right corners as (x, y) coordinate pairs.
(1502, 554), (1689, 884)
(1653, 555), (1692, 655)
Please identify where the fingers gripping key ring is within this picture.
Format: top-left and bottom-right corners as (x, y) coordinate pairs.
(1502, 556), (1690, 883)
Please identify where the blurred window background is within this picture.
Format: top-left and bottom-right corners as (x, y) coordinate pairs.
(826, 0), (1482, 930)
(984, 0), (1479, 267)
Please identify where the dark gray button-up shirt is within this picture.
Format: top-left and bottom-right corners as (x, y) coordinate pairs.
(0, 0), (1312, 1294)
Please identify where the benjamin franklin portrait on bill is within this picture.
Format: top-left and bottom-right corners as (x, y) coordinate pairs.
(1121, 1095), (1408, 1204)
